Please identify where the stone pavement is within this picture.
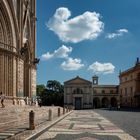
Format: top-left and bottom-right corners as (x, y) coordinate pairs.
(30, 110), (136, 140)
(95, 108), (140, 140)
(0, 105), (63, 140)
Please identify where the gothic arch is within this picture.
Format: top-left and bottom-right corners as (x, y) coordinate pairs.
(0, 1), (18, 48)
(0, 5), (12, 46)
(0, 1), (17, 96)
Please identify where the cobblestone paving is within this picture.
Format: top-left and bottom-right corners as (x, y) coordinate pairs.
(95, 109), (140, 140)
(36, 110), (136, 140)
(0, 105), (61, 140)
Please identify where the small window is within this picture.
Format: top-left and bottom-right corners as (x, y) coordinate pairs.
(102, 90), (105, 94)
(120, 89), (122, 94)
(110, 90), (113, 94)
(125, 77), (127, 81)
(93, 90), (97, 93)
(125, 99), (127, 103)
(125, 88), (127, 96)
(77, 88), (80, 94)
(130, 87), (133, 93)
(136, 73), (140, 80)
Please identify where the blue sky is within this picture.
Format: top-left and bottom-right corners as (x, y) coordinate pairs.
(36, 0), (140, 85)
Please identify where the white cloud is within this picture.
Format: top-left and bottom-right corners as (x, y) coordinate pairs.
(88, 61), (115, 74)
(47, 7), (104, 43)
(41, 52), (53, 60)
(106, 28), (128, 39)
(41, 45), (72, 60)
(61, 57), (84, 70)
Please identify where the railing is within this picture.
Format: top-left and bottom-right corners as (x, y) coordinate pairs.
(0, 41), (40, 64)
(0, 41), (17, 52)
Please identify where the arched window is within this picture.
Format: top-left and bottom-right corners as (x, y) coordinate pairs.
(73, 88), (83, 94)
(137, 73), (140, 80)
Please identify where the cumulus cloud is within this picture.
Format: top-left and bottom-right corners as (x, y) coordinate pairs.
(88, 61), (115, 74)
(106, 28), (128, 39)
(61, 57), (84, 70)
(41, 45), (72, 60)
(47, 7), (104, 43)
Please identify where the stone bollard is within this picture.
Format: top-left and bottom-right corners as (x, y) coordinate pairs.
(63, 107), (65, 114)
(17, 100), (20, 105)
(29, 110), (35, 130)
(68, 107), (70, 112)
(58, 108), (60, 117)
(48, 109), (52, 121)
(66, 106), (68, 113)
(13, 99), (16, 105)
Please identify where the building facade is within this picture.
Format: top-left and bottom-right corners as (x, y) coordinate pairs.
(64, 76), (119, 110)
(0, 0), (37, 104)
(119, 58), (140, 107)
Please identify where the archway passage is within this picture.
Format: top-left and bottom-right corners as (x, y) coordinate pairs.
(93, 98), (100, 108)
(102, 97), (109, 108)
(111, 97), (117, 107)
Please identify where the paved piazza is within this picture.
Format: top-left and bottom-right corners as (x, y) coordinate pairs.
(34, 110), (136, 140)
(0, 106), (60, 140)
(95, 109), (140, 140)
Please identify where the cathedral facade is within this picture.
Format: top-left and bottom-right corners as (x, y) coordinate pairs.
(0, 0), (37, 104)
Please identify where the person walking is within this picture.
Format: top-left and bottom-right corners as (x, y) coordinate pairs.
(38, 98), (42, 107)
(0, 92), (5, 108)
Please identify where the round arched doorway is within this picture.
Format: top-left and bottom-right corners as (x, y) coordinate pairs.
(93, 97), (100, 108)
(102, 97), (109, 108)
(110, 97), (117, 107)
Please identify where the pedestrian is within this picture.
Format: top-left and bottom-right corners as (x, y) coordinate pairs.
(0, 92), (5, 108)
(38, 99), (42, 107)
(117, 103), (120, 110)
(108, 104), (112, 110)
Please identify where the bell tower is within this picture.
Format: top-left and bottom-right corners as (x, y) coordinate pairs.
(92, 75), (98, 85)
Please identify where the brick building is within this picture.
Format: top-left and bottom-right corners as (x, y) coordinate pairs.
(119, 58), (140, 107)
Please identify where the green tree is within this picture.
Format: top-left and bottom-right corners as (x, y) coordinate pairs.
(46, 80), (64, 93)
(40, 80), (64, 106)
(36, 84), (45, 96)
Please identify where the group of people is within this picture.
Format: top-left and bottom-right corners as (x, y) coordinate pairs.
(0, 92), (42, 108)
(0, 92), (5, 108)
(25, 97), (42, 107)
